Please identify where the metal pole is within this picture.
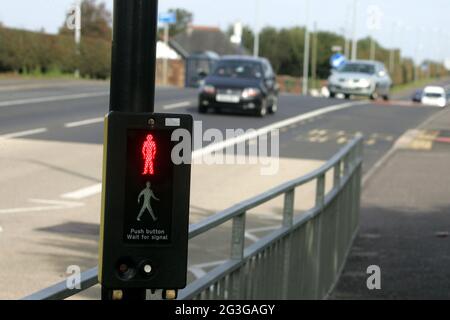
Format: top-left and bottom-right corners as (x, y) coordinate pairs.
(370, 37), (375, 61)
(253, 0), (260, 57)
(351, 0), (358, 61)
(311, 22), (318, 90)
(109, 0), (158, 114)
(74, 1), (81, 78)
(344, 4), (351, 58)
(163, 23), (169, 86)
(389, 23), (396, 74)
(103, 0), (159, 300)
(302, 0), (310, 95)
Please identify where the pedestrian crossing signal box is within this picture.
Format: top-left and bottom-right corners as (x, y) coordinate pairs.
(99, 112), (193, 290)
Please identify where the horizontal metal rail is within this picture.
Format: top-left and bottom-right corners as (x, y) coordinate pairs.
(24, 136), (364, 300)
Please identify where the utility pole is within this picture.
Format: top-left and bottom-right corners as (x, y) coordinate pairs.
(253, 0), (260, 57)
(74, 0), (81, 78)
(389, 22), (396, 74)
(311, 22), (318, 90)
(302, 0), (310, 95)
(370, 37), (376, 60)
(351, 0), (358, 61)
(344, 5), (351, 58)
(163, 22), (169, 86)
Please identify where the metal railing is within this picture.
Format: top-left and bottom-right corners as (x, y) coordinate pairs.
(24, 136), (363, 300)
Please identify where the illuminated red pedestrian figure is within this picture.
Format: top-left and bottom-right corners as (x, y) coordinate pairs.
(142, 134), (157, 175)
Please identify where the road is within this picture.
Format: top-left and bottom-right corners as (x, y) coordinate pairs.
(0, 78), (445, 299)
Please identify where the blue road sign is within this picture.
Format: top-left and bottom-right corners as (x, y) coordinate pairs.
(159, 12), (177, 25)
(330, 53), (347, 69)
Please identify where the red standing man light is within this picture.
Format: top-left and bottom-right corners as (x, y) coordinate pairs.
(142, 134), (157, 175)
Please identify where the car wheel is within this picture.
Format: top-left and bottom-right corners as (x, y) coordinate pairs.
(198, 105), (207, 114)
(344, 94), (351, 100)
(370, 87), (379, 100)
(257, 100), (268, 117)
(268, 96), (278, 114)
(383, 94), (390, 101)
(329, 92), (336, 98)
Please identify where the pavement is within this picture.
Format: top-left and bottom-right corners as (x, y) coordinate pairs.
(332, 105), (450, 299)
(0, 78), (448, 299)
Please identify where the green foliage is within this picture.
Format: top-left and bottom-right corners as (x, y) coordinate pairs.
(168, 8), (193, 37)
(59, 0), (112, 41)
(236, 25), (447, 85)
(0, 26), (111, 79)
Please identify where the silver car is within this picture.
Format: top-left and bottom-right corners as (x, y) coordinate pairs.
(328, 60), (392, 100)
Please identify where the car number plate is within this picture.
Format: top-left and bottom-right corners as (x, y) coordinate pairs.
(216, 94), (240, 103)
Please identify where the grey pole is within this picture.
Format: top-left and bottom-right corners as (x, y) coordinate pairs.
(370, 37), (376, 61)
(351, 0), (358, 61)
(253, 0), (260, 57)
(302, 0), (310, 95)
(389, 22), (396, 74)
(74, 0), (81, 78)
(163, 23), (170, 86)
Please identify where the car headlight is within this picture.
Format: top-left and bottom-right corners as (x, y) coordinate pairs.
(359, 79), (371, 88)
(242, 88), (261, 99)
(201, 85), (216, 95)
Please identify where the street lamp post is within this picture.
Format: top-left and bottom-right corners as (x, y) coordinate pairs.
(351, 0), (358, 61)
(302, 0), (310, 95)
(74, 1), (81, 78)
(253, 0), (260, 57)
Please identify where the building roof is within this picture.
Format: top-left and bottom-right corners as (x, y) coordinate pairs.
(170, 25), (248, 58)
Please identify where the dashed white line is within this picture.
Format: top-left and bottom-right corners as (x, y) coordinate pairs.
(188, 260), (227, 279)
(65, 117), (104, 128)
(61, 183), (102, 200)
(192, 100), (367, 159)
(162, 101), (192, 110)
(0, 91), (109, 108)
(59, 100), (367, 201)
(0, 128), (48, 139)
(0, 199), (84, 215)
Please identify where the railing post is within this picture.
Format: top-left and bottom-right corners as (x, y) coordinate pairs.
(230, 212), (246, 299)
(333, 161), (341, 190)
(316, 174), (326, 208)
(281, 189), (295, 299)
(313, 174), (326, 298)
(283, 189), (295, 228)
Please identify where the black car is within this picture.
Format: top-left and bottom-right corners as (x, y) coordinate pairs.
(198, 56), (279, 117)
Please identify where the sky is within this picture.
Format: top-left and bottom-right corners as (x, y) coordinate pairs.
(0, 0), (449, 63)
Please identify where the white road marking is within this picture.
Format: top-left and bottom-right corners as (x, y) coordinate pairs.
(61, 184), (102, 200)
(0, 199), (84, 215)
(162, 101), (192, 110)
(65, 117), (104, 128)
(188, 260), (227, 279)
(245, 232), (260, 242)
(192, 100), (367, 160)
(0, 128), (48, 139)
(0, 91), (109, 108)
(247, 226), (279, 233)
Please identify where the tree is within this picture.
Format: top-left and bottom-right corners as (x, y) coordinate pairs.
(60, 0), (112, 41)
(167, 8), (193, 36)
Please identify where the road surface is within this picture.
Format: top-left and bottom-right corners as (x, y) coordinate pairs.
(0, 78), (445, 299)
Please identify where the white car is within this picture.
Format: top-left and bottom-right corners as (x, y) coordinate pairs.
(421, 86), (448, 108)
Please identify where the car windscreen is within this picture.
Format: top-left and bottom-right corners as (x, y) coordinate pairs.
(424, 92), (444, 98)
(212, 60), (263, 79)
(338, 63), (376, 75)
